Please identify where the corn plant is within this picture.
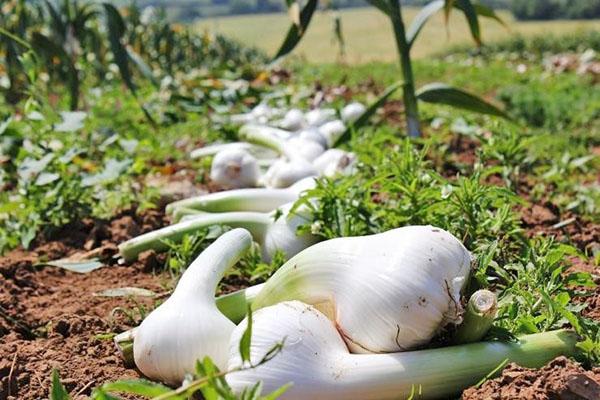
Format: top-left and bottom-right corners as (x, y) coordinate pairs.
(275, 0), (510, 137)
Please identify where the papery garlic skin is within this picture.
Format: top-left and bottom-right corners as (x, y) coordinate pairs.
(210, 148), (260, 189)
(313, 149), (357, 177)
(341, 102), (366, 123)
(286, 137), (325, 161)
(279, 108), (305, 131)
(305, 108), (336, 127)
(297, 127), (328, 148)
(227, 301), (576, 400)
(133, 229), (252, 386)
(318, 119), (346, 147)
(251, 225), (472, 353)
(263, 158), (318, 188)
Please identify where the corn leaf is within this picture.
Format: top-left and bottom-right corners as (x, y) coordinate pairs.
(416, 83), (510, 119)
(406, 0), (444, 48)
(408, 0), (505, 48)
(455, 0), (481, 45)
(365, 0), (391, 15)
(102, 3), (134, 93)
(30, 32), (79, 110)
(272, 0), (318, 61)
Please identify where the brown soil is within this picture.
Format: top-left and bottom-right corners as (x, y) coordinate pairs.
(1, 138), (599, 399)
(0, 209), (170, 400)
(462, 357), (600, 400)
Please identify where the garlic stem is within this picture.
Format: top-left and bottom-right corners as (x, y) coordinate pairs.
(165, 188), (299, 215)
(453, 289), (498, 344)
(119, 212), (271, 261)
(239, 125), (295, 160)
(227, 301), (578, 400)
(133, 229), (253, 384)
(114, 329), (136, 367)
(216, 283), (265, 324)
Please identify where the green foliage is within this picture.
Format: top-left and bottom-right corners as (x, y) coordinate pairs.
(511, 0), (600, 20)
(498, 75), (600, 130)
(446, 30), (600, 58)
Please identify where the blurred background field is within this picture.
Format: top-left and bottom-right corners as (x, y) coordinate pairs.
(194, 7), (599, 63)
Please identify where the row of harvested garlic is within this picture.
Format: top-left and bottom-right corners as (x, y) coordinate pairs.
(201, 102), (366, 189)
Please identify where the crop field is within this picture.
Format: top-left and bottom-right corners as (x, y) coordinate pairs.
(195, 7), (600, 63)
(1, 1), (600, 399)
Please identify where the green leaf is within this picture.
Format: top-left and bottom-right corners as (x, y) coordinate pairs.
(336, 80), (403, 146)
(365, 0), (391, 15)
(272, 0), (318, 61)
(100, 379), (173, 397)
(103, 3), (134, 94)
(407, 0), (504, 48)
(261, 383), (292, 400)
(469, 2), (507, 28)
(416, 83), (510, 119)
(239, 305), (253, 364)
(455, 0), (481, 45)
(30, 32), (79, 110)
(127, 48), (159, 88)
(50, 370), (71, 400)
(443, 0), (456, 24)
(406, 0), (444, 48)
(43, 259), (105, 273)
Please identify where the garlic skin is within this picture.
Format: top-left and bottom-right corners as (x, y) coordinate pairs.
(261, 203), (319, 262)
(210, 148), (260, 189)
(313, 149), (357, 177)
(263, 158), (318, 188)
(297, 127), (328, 148)
(341, 101), (366, 123)
(278, 108), (305, 131)
(133, 229), (252, 385)
(305, 108), (336, 127)
(251, 225), (472, 353)
(227, 301), (574, 400)
(286, 137), (325, 161)
(317, 119), (346, 147)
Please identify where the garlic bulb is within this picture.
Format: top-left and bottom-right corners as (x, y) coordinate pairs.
(305, 108), (336, 127)
(313, 149), (357, 177)
(278, 108), (305, 131)
(210, 148), (260, 189)
(286, 137), (325, 161)
(227, 301), (577, 400)
(341, 101), (366, 123)
(297, 127), (328, 148)
(233, 226), (473, 353)
(133, 229), (252, 385)
(318, 119), (346, 147)
(262, 158), (318, 188)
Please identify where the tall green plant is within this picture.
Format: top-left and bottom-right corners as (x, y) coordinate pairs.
(275, 0), (510, 137)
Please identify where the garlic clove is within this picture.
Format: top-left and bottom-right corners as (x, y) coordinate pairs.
(341, 102), (367, 123)
(210, 148), (260, 189)
(317, 119), (346, 148)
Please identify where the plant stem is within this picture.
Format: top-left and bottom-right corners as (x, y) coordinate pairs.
(387, 0), (421, 137)
(118, 212), (271, 262)
(453, 289), (497, 344)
